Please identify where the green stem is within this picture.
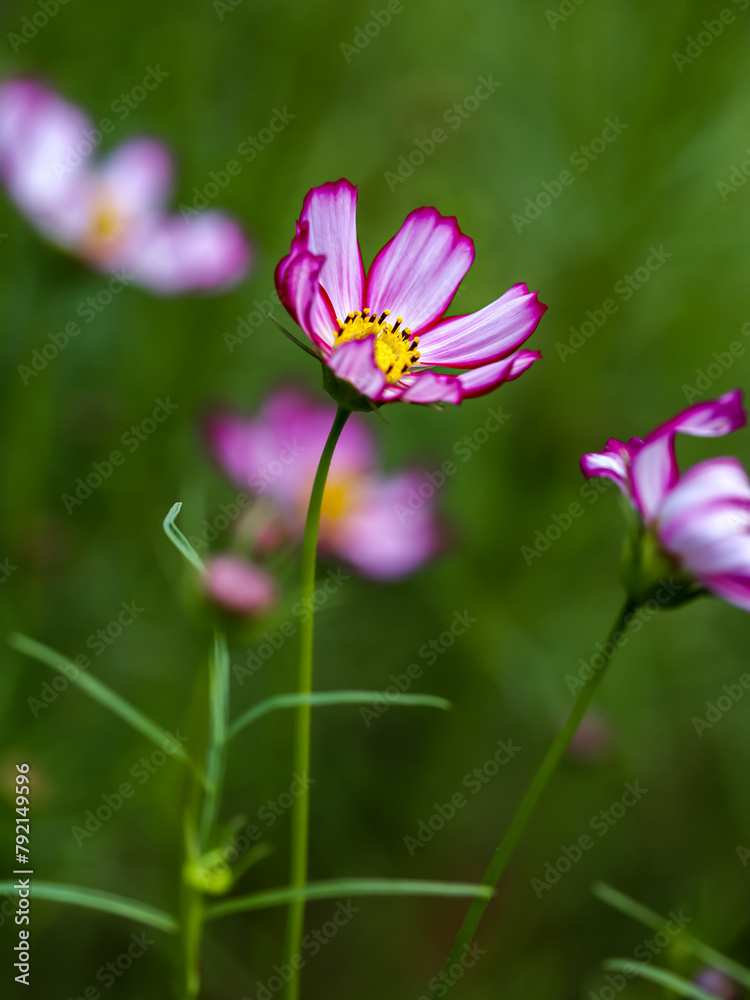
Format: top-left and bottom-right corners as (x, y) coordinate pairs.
(284, 405), (350, 1000)
(433, 597), (638, 994)
(180, 882), (203, 1000)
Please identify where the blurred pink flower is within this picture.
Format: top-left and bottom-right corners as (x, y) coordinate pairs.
(0, 78), (251, 294)
(581, 391), (750, 611)
(204, 555), (277, 616)
(205, 387), (441, 579)
(275, 179), (545, 407)
(693, 968), (738, 1000)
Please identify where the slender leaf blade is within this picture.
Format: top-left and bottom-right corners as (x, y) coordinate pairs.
(228, 690), (452, 740)
(0, 880), (177, 932)
(199, 631), (230, 847)
(594, 882), (750, 989)
(9, 633), (197, 775)
(604, 960), (717, 1000)
(206, 878), (492, 920)
(163, 502), (205, 573)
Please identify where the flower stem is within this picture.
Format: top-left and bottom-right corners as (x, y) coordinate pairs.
(432, 597), (638, 994)
(284, 405), (350, 1000)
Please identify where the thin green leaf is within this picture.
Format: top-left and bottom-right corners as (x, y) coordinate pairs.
(228, 690), (452, 740)
(199, 632), (230, 847)
(267, 314), (322, 360)
(0, 880), (177, 933)
(603, 960), (716, 1000)
(206, 878), (493, 920)
(594, 882), (750, 989)
(9, 633), (200, 780)
(163, 501), (205, 573)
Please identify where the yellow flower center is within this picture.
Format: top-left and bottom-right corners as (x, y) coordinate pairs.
(91, 203), (124, 240)
(321, 480), (350, 521)
(334, 309), (421, 384)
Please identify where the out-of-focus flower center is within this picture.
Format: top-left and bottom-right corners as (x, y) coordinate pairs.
(321, 479), (351, 521)
(334, 309), (421, 384)
(81, 191), (129, 261)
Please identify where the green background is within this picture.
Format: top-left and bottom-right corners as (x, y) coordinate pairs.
(1, 0), (750, 997)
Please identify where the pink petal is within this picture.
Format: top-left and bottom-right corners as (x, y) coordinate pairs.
(632, 391), (746, 521)
(274, 237), (334, 351)
(580, 438), (641, 497)
(326, 338), (387, 402)
(0, 78), (92, 245)
(204, 555), (277, 615)
(298, 179), (364, 324)
(98, 138), (173, 216)
(453, 349), (541, 400)
(329, 472), (440, 579)
(393, 372), (462, 406)
(700, 573), (750, 612)
(657, 458), (750, 576)
(418, 283), (547, 368)
(124, 211), (252, 294)
(365, 207), (474, 333)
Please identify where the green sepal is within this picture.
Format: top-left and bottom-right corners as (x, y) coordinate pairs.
(321, 364), (378, 413)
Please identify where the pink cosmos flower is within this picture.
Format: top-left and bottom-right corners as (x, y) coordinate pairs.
(204, 555), (278, 616)
(275, 179), (545, 407)
(581, 390), (750, 610)
(205, 387), (441, 579)
(0, 78), (251, 294)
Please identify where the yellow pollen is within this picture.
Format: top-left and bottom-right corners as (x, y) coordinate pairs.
(333, 309), (421, 384)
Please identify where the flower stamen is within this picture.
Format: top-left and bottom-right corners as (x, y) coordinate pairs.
(334, 309), (421, 384)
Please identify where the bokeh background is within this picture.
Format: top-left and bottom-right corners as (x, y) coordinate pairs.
(2, 1), (750, 997)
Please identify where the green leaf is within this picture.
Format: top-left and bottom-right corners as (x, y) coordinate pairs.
(0, 880), (177, 933)
(163, 501), (205, 573)
(228, 690), (452, 740)
(199, 632), (231, 847)
(9, 633), (201, 781)
(593, 882), (750, 989)
(603, 960), (717, 1000)
(205, 878), (493, 920)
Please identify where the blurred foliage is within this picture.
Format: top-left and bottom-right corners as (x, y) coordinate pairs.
(1, 0), (750, 997)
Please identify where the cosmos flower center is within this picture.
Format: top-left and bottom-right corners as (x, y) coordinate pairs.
(334, 309), (421, 384)
(321, 478), (352, 521)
